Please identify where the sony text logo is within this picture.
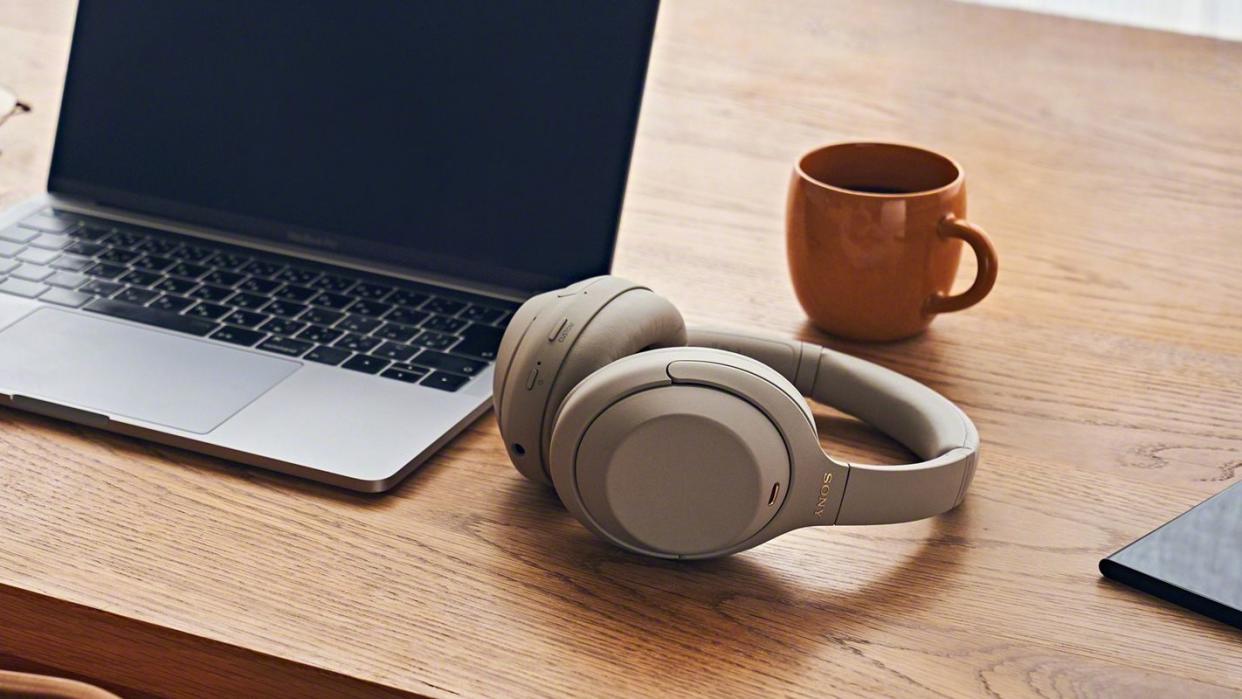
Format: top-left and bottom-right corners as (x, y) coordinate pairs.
(814, 472), (833, 518)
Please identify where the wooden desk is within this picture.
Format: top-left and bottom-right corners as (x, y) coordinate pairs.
(2, 1), (1240, 696)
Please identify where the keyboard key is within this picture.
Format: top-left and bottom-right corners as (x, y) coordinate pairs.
(310, 274), (354, 292)
(186, 302), (231, 320)
(20, 213), (75, 233)
(109, 230), (148, 248)
(338, 315), (382, 334)
(40, 287), (92, 308)
(84, 298), (218, 336)
(0, 226), (38, 243)
(114, 287), (160, 305)
(388, 289), (429, 308)
(335, 333), (381, 353)
(210, 252), (254, 270)
(304, 346), (352, 366)
(189, 284), (234, 302)
(260, 317), (306, 336)
(0, 240), (23, 257)
(349, 299), (392, 317)
(98, 247), (140, 264)
(352, 282), (392, 300)
(64, 240), (105, 256)
(421, 314), (468, 333)
(224, 309), (269, 328)
(421, 371), (469, 392)
(17, 247), (59, 265)
(461, 305), (505, 323)
(168, 261), (209, 279)
(0, 259), (16, 274)
(374, 342), (417, 362)
(118, 269), (161, 287)
(411, 331), (458, 351)
(265, 299), (307, 318)
(134, 237), (180, 255)
(342, 354), (389, 374)
(209, 325), (266, 346)
(228, 292), (269, 310)
(410, 350), (488, 377)
(375, 322), (418, 342)
(423, 297), (466, 315)
(296, 325), (342, 344)
(80, 279), (124, 296)
(50, 255), (93, 272)
(257, 335), (313, 357)
(87, 262), (127, 279)
(47, 271), (88, 288)
(150, 294), (195, 312)
(385, 307), (428, 326)
(176, 245), (214, 263)
(133, 255), (174, 272)
(452, 323), (504, 360)
(203, 269), (245, 286)
(302, 307), (344, 326)
(273, 284), (316, 302)
(311, 291), (353, 310)
(12, 263), (53, 281)
(239, 259), (280, 277)
(0, 278), (48, 298)
(381, 367), (427, 384)
(29, 233), (71, 250)
(238, 276), (281, 294)
(71, 223), (113, 241)
(274, 267), (320, 285)
(154, 276), (197, 294)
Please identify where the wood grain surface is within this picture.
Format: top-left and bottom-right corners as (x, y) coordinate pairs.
(1, 1), (1240, 697)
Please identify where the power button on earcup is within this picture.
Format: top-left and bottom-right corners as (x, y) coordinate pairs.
(525, 367), (539, 390)
(548, 317), (568, 342)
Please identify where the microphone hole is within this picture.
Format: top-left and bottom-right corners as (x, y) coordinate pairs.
(513, 443), (526, 456)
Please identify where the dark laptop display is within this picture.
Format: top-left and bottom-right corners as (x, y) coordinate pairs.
(51, 0), (660, 293)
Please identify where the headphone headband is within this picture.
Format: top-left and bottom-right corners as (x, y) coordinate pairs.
(686, 327), (978, 525)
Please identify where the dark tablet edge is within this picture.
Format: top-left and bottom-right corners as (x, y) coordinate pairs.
(1098, 557), (1242, 631)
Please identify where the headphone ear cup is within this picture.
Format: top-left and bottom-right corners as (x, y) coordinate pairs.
(495, 277), (688, 486)
(493, 288), (557, 416)
(549, 348), (795, 558)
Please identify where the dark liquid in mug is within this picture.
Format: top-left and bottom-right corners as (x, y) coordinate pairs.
(839, 184), (915, 194)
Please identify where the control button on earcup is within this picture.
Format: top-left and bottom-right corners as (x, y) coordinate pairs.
(571, 385), (790, 557)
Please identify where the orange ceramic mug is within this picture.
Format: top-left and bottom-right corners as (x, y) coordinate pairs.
(787, 142), (998, 341)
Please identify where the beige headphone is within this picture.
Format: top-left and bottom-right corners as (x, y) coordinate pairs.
(494, 276), (979, 559)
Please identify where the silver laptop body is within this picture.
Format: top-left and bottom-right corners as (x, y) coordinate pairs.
(0, 1), (658, 491)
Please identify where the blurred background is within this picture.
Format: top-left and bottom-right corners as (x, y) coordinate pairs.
(962, 0), (1242, 40)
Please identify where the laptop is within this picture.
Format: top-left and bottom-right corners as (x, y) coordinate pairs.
(0, 0), (659, 491)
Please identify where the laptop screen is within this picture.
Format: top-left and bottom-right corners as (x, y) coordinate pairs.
(49, 0), (659, 294)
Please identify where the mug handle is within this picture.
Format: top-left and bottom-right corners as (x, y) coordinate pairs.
(925, 215), (998, 314)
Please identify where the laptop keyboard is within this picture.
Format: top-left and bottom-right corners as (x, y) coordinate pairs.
(0, 210), (518, 392)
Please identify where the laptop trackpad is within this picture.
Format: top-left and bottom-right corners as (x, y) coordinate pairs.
(0, 308), (300, 434)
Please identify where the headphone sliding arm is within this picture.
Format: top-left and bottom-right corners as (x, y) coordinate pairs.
(686, 326), (979, 526)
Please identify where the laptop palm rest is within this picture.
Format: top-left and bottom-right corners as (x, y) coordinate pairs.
(0, 308), (299, 434)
